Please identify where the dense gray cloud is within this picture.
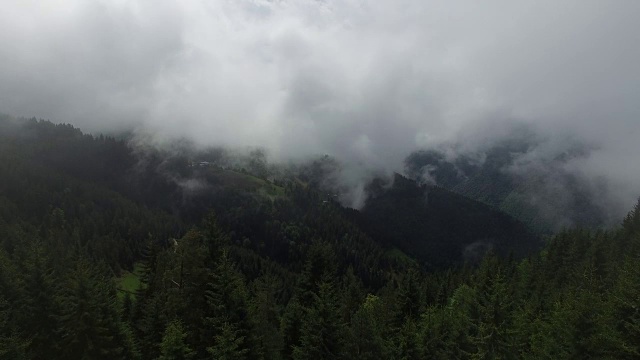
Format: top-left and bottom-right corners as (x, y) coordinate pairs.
(1, 0), (639, 212)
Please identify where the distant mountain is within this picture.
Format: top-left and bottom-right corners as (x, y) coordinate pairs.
(355, 174), (540, 269)
(405, 137), (610, 233)
(4, 115), (638, 359)
(0, 115), (540, 269)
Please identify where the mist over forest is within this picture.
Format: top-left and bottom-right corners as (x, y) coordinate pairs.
(2, 0), (640, 218)
(1, 1), (640, 359)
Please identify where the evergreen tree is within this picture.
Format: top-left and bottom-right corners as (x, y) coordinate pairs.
(58, 258), (125, 359)
(420, 284), (476, 359)
(250, 274), (284, 360)
(0, 296), (30, 360)
(292, 281), (344, 360)
(340, 266), (365, 324)
(281, 296), (304, 359)
(18, 241), (63, 358)
(137, 294), (167, 360)
(606, 252), (640, 358)
(394, 267), (423, 325)
(117, 321), (142, 360)
(205, 250), (254, 359)
(159, 320), (194, 360)
(0, 249), (30, 360)
(207, 322), (249, 360)
(470, 266), (517, 360)
(348, 294), (391, 360)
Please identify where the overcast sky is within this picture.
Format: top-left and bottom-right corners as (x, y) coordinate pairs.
(1, 0), (640, 211)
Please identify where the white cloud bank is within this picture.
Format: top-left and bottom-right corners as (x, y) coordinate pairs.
(1, 0), (639, 213)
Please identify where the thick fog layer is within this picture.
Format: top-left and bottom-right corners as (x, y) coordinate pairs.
(1, 0), (639, 214)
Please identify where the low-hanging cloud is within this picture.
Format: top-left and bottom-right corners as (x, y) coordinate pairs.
(1, 0), (639, 214)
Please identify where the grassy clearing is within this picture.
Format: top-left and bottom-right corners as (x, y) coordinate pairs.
(213, 169), (286, 200)
(258, 183), (285, 201)
(385, 248), (418, 268)
(116, 262), (143, 299)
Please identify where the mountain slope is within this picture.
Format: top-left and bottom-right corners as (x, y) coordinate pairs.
(1, 115), (638, 359)
(405, 139), (610, 233)
(356, 174), (540, 268)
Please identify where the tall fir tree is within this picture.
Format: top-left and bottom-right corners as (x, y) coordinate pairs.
(58, 258), (125, 359)
(292, 281), (344, 360)
(159, 320), (194, 360)
(205, 250), (255, 359)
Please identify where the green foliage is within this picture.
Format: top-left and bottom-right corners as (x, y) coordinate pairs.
(207, 322), (249, 360)
(249, 274), (284, 360)
(405, 144), (611, 234)
(292, 281), (345, 360)
(159, 320), (194, 360)
(1, 116), (639, 359)
(116, 263), (144, 299)
(0, 296), (31, 360)
(205, 250), (255, 358)
(58, 258), (126, 359)
(360, 174), (539, 269)
(348, 294), (391, 359)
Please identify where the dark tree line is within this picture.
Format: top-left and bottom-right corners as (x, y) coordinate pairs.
(3, 198), (640, 359)
(1, 116), (639, 359)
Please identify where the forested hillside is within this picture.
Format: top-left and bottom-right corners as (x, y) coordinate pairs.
(1, 117), (639, 359)
(405, 140), (611, 233)
(358, 174), (539, 269)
